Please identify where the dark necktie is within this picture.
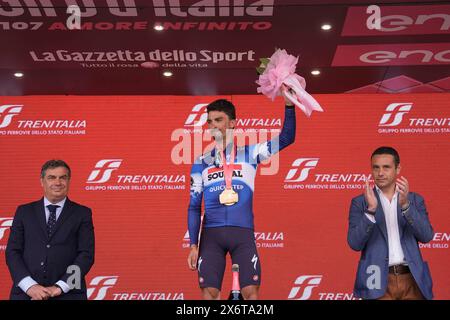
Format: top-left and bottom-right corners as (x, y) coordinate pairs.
(46, 204), (60, 237)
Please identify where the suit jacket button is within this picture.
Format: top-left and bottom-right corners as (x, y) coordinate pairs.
(46, 244), (51, 248)
(40, 262), (44, 266)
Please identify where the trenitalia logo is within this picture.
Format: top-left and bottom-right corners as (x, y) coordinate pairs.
(183, 103), (282, 130)
(377, 103), (450, 134)
(87, 276), (119, 300)
(87, 159), (123, 183)
(0, 217), (13, 241)
(183, 228), (284, 249)
(285, 158), (319, 182)
(379, 103), (413, 127)
(288, 275), (323, 300)
(420, 232), (450, 250)
(0, 104), (87, 135)
(87, 275), (184, 300)
(284, 157), (370, 190)
(185, 104), (208, 127)
(85, 159), (185, 191)
(0, 105), (23, 128)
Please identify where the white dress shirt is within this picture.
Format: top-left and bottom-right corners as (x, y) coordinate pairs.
(18, 197), (71, 294)
(375, 187), (407, 266)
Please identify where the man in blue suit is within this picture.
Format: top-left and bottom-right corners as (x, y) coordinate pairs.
(6, 160), (95, 300)
(347, 146), (434, 300)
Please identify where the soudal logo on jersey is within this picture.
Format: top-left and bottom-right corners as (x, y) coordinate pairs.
(207, 165), (243, 181)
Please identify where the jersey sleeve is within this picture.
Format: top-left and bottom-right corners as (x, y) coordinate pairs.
(187, 160), (204, 246)
(251, 106), (296, 164)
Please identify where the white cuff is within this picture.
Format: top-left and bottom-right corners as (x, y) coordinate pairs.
(56, 280), (71, 293)
(18, 276), (38, 294)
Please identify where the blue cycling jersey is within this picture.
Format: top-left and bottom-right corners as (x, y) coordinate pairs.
(188, 106), (296, 245)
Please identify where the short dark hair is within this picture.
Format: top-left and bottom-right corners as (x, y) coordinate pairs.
(206, 99), (236, 120)
(371, 146), (400, 168)
(41, 160), (71, 178)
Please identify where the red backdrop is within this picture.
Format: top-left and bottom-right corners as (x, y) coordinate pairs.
(0, 94), (449, 300)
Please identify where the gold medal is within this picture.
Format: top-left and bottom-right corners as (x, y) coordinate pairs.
(219, 188), (239, 206)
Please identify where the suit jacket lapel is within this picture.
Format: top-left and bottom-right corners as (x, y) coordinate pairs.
(374, 188), (388, 243)
(34, 198), (48, 239)
(49, 197), (74, 240)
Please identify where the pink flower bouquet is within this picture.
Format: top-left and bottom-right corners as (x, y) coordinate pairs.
(256, 49), (323, 117)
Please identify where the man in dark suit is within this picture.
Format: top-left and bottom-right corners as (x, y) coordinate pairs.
(347, 147), (434, 300)
(5, 160), (95, 300)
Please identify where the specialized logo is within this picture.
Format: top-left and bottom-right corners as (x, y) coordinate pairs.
(87, 276), (119, 300)
(379, 103), (413, 126)
(285, 158), (319, 182)
(0, 105), (23, 128)
(0, 217), (13, 240)
(87, 159), (123, 183)
(251, 254), (258, 270)
(198, 257), (203, 273)
(288, 275), (323, 300)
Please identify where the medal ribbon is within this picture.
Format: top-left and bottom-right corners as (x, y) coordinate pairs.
(220, 144), (235, 190)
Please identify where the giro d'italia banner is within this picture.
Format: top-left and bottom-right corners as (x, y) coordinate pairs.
(0, 93), (449, 300)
